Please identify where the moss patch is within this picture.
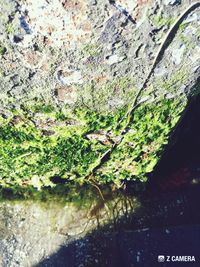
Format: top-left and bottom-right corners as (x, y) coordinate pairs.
(151, 13), (176, 28)
(0, 106), (126, 189)
(95, 98), (186, 186)
(0, 97), (186, 190)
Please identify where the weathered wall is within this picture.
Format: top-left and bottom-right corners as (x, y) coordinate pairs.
(0, 0), (199, 110)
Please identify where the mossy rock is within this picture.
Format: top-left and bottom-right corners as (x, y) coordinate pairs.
(0, 94), (188, 191)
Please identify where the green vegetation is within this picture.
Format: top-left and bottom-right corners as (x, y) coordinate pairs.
(95, 99), (186, 185)
(151, 13), (175, 28)
(0, 97), (186, 192)
(151, 69), (188, 95)
(179, 34), (196, 50)
(0, 105), (125, 190)
(5, 22), (15, 34)
(0, 183), (99, 208)
(81, 43), (102, 57)
(0, 115), (106, 189)
(30, 104), (55, 114)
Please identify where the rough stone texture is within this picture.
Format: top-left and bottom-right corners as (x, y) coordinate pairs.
(0, 0), (199, 112)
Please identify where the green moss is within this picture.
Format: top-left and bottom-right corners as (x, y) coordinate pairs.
(0, 117), (108, 189)
(75, 108), (126, 132)
(152, 69), (188, 95)
(95, 98), (186, 185)
(0, 95), (187, 191)
(55, 112), (67, 121)
(152, 13), (175, 28)
(5, 22), (15, 34)
(0, 107), (127, 189)
(81, 43), (102, 57)
(179, 34), (196, 50)
(30, 103), (55, 114)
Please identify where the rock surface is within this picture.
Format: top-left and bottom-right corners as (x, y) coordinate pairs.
(0, 0), (199, 111)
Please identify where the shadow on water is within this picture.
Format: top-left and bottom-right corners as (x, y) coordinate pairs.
(34, 95), (200, 266)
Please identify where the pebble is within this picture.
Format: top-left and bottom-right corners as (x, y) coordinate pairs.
(105, 54), (125, 65)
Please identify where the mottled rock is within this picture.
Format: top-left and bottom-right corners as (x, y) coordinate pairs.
(55, 86), (77, 104)
(171, 44), (186, 65)
(0, 0), (199, 112)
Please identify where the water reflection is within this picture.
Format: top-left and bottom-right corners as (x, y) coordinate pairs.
(0, 184), (141, 267)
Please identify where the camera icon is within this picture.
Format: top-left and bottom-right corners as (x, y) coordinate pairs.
(158, 255), (165, 262)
